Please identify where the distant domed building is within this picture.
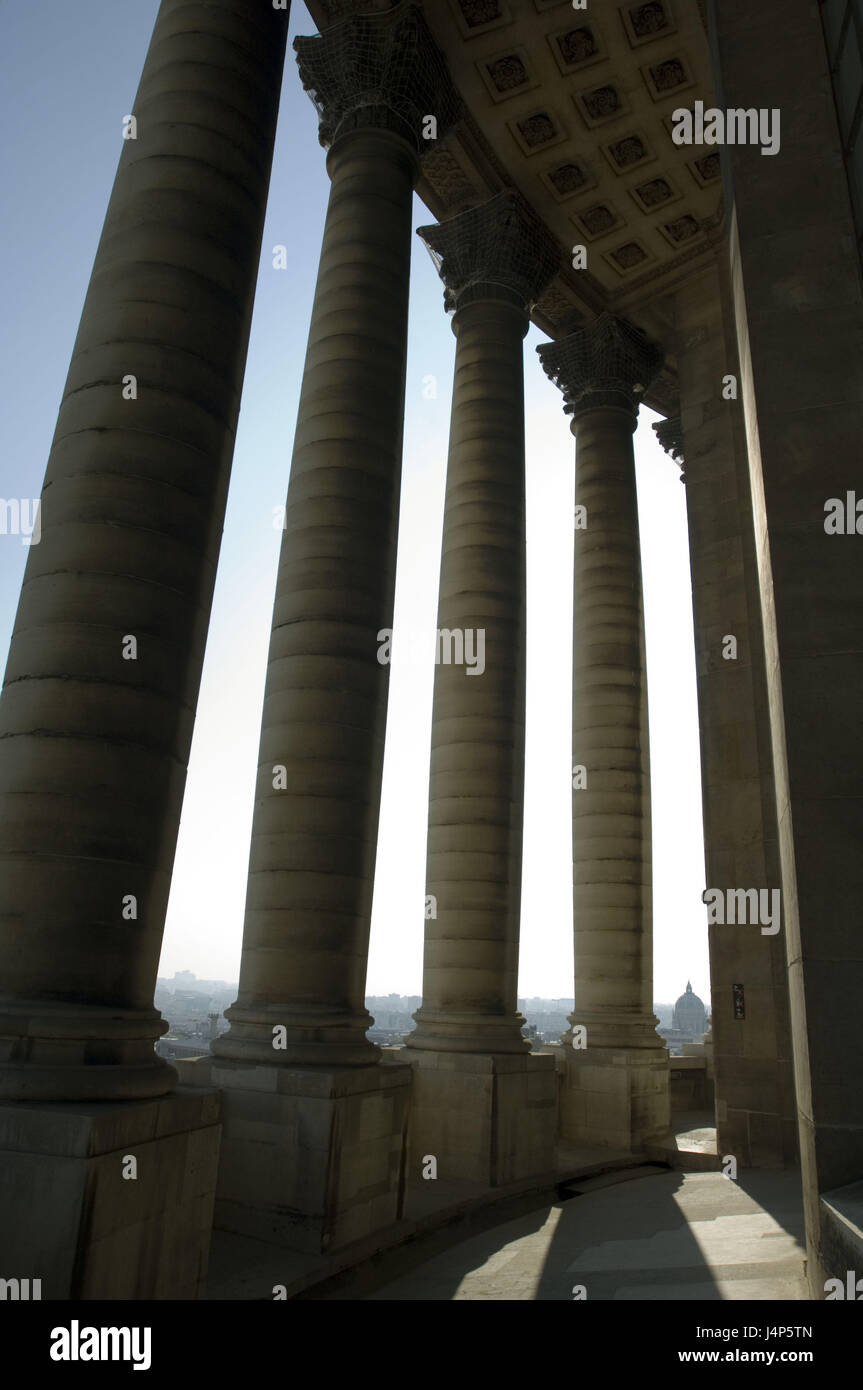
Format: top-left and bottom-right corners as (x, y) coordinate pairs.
(672, 982), (707, 1039)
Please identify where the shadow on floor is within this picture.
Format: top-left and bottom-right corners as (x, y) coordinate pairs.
(313, 1168), (807, 1301)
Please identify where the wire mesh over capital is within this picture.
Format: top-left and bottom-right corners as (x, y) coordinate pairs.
(295, 2), (462, 154)
(537, 313), (664, 418)
(418, 190), (561, 313)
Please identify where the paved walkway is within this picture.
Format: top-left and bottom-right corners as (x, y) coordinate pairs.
(357, 1169), (807, 1301)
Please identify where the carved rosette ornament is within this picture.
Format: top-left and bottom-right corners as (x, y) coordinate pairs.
(417, 190), (561, 313)
(295, 2), (462, 154)
(537, 312), (663, 425)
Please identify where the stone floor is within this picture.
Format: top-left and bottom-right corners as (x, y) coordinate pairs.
(205, 1112), (808, 1301)
(350, 1169), (808, 1301)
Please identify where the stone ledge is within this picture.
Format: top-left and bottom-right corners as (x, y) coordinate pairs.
(179, 1054), (411, 1098)
(404, 1050), (556, 1074)
(669, 1056), (707, 1072)
(820, 1178), (863, 1283)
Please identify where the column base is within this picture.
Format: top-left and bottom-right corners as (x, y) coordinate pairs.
(405, 1050), (557, 1186)
(0, 999), (175, 1100)
(562, 1009), (669, 1052)
(406, 1008), (530, 1055)
(212, 1003), (380, 1068)
(0, 1087), (221, 1299)
(555, 1044), (670, 1151)
(199, 1056), (411, 1255)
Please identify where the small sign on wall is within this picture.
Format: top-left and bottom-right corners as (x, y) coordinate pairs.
(733, 983), (745, 1020)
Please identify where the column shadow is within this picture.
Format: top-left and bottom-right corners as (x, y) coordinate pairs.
(533, 1167), (807, 1301)
(305, 1165), (807, 1300)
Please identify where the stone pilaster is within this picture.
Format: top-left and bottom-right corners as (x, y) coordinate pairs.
(403, 194), (559, 1185)
(0, 0), (288, 1103)
(671, 260), (796, 1170)
(539, 315), (670, 1150)
(711, 0), (863, 1293)
(207, 4), (460, 1251)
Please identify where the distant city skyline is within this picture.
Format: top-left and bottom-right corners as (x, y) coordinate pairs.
(155, 970), (711, 1008)
(155, 975), (709, 1069)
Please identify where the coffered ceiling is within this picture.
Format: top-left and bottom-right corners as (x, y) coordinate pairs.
(304, 0), (723, 410)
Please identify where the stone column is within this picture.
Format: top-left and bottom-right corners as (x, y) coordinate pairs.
(660, 260), (795, 1169)
(403, 193), (559, 1185)
(0, 0), (288, 1296)
(0, 0), (288, 1096)
(205, 5), (462, 1256)
(539, 315), (670, 1151)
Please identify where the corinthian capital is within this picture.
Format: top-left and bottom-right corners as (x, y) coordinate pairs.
(418, 191), (561, 313)
(654, 415), (684, 463)
(537, 313), (663, 422)
(295, 2), (462, 155)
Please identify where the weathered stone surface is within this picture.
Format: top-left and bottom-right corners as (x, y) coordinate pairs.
(406, 1052), (557, 1185)
(715, 0), (863, 1294)
(0, 1088), (221, 1299)
(537, 317), (669, 1147)
(209, 1061), (411, 1254)
(676, 260), (795, 1170)
(409, 199), (557, 1061)
(216, 16), (435, 1071)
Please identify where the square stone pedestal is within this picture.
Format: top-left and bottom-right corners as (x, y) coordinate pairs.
(0, 1086), (221, 1299)
(195, 1057), (411, 1255)
(405, 1051), (557, 1186)
(556, 1046), (670, 1151)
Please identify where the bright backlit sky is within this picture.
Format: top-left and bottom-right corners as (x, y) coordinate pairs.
(0, 1), (709, 1004)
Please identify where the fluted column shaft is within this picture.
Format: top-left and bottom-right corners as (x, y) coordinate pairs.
(539, 315), (664, 1056)
(409, 293), (530, 1053)
(569, 405), (658, 1048)
(214, 129), (418, 1068)
(404, 194), (558, 1055)
(0, 0), (289, 1100)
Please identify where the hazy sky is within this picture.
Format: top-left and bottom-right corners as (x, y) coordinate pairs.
(0, 1), (709, 1004)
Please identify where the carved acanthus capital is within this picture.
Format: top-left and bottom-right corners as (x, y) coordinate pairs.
(653, 415), (685, 475)
(537, 312), (663, 423)
(418, 191), (560, 313)
(295, 2), (462, 156)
